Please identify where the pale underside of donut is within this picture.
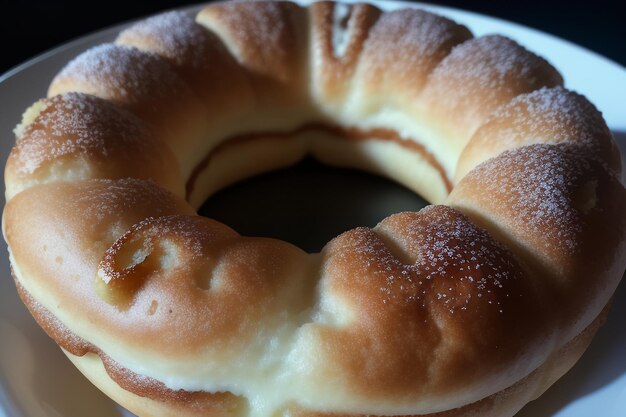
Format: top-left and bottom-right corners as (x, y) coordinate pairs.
(3, 2), (626, 417)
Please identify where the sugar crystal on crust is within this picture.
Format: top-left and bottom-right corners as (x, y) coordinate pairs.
(13, 93), (153, 174)
(55, 44), (185, 101)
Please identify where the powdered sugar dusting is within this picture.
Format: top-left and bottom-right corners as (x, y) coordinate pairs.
(54, 44), (184, 103)
(76, 178), (183, 225)
(464, 144), (597, 255)
(332, 206), (523, 315)
(379, 206), (522, 313)
(118, 11), (215, 69)
(201, 1), (297, 79)
(487, 86), (611, 149)
(13, 93), (153, 174)
(361, 9), (471, 85)
(425, 35), (562, 114)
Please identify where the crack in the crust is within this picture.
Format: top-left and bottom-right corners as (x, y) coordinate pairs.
(372, 226), (419, 266)
(331, 3), (354, 58)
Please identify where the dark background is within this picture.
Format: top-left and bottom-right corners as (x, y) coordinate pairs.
(0, 0), (625, 75)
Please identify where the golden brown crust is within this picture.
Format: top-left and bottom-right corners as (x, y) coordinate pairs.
(3, 1), (625, 417)
(47, 43), (209, 163)
(116, 10), (255, 121)
(289, 304), (608, 417)
(14, 278), (245, 416)
(309, 2), (382, 106)
(5, 178), (311, 357)
(197, 1), (309, 104)
(420, 35), (563, 148)
(455, 86), (622, 181)
(299, 206), (554, 410)
(353, 7), (473, 109)
(448, 144), (626, 341)
(15, 273), (610, 417)
(48, 44), (198, 121)
(5, 92), (183, 199)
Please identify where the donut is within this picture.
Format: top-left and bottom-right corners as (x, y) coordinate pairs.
(3, 2), (625, 417)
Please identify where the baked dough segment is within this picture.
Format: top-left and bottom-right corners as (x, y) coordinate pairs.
(306, 6), (474, 206)
(308, 2), (382, 109)
(4, 177), (314, 361)
(455, 86), (622, 181)
(349, 7), (473, 113)
(287, 205), (553, 413)
(419, 35), (564, 161)
(448, 143), (626, 343)
(281, 303), (607, 417)
(5, 92), (182, 199)
(197, 1), (310, 107)
(116, 10), (255, 126)
(47, 43), (209, 167)
(95, 214), (314, 358)
(4, 179), (195, 310)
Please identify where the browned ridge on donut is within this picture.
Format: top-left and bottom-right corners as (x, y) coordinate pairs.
(3, 2), (625, 417)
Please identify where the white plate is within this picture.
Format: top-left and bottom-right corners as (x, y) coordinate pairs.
(0, 2), (625, 417)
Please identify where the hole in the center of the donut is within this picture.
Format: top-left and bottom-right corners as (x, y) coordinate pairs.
(197, 157), (429, 252)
